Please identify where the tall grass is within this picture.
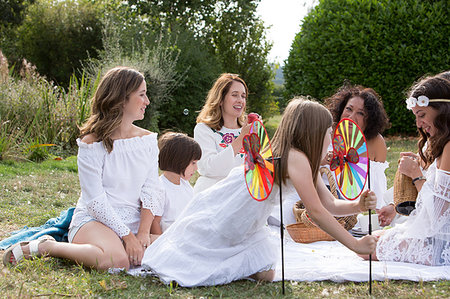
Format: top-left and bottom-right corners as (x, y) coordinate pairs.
(0, 52), (97, 160)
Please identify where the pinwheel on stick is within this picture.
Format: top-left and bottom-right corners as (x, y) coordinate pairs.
(330, 118), (372, 294)
(242, 118), (285, 294)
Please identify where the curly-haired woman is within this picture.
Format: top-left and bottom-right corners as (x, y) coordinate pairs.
(325, 84), (391, 221)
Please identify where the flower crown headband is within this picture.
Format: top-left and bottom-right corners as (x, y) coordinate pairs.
(406, 95), (450, 110)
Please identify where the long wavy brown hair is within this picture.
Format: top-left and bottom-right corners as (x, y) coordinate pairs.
(196, 73), (248, 130)
(271, 97), (333, 186)
(79, 67), (145, 152)
(408, 72), (450, 168)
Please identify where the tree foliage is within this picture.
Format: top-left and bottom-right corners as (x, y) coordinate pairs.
(1, 0), (276, 135)
(284, 0), (450, 134)
(15, 0), (103, 86)
(128, 0), (277, 119)
(0, 0), (35, 27)
(0, 0), (36, 64)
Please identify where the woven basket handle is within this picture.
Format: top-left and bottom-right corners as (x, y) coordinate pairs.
(320, 167), (338, 199)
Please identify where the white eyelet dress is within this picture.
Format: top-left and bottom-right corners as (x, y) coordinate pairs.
(68, 134), (163, 241)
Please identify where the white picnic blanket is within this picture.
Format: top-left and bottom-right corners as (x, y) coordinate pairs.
(128, 227), (450, 282)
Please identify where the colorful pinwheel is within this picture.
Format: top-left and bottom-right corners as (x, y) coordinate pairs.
(242, 118), (285, 294)
(330, 118), (373, 295)
(243, 119), (274, 201)
(330, 118), (369, 200)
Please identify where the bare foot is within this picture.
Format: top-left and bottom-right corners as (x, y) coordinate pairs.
(250, 269), (275, 282)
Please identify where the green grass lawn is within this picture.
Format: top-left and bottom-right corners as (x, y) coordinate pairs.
(0, 139), (449, 298)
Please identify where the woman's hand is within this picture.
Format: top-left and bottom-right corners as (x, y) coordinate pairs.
(122, 232), (144, 266)
(398, 152), (422, 179)
(231, 122), (252, 155)
(136, 231), (151, 251)
(377, 204), (396, 227)
(320, 150), (333, 166)
(352, 235), (379, 255)
(358, 190), (377, 212)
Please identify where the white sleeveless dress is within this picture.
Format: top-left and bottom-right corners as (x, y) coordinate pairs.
(142, 165), (295, 286)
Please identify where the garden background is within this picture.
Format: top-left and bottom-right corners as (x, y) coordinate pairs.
(0, 0), (449, 297)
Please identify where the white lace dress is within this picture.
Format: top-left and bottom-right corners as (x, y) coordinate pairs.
(376, 160), (450, 266)
(142, 165), (291, 287)
(69, 134), (163, 239)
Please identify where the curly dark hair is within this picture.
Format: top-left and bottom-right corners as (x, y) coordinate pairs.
(325, 84), (390, 140)
(408, 72), (450, 168)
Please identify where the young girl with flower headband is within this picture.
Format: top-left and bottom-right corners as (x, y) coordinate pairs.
(361, 72), (450, 266)
(193, 73), (254, 194)
(141, 98), (378, 287)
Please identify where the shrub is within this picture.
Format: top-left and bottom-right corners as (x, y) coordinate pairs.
(84, 15), (182, 133)
(284, 0), (450, 135)
(0, 53), (96, 160)
(15, 0), (103, 86)
(157, 26), (222, 135)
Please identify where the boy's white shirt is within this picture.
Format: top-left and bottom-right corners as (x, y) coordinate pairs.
(159, 174), (194, 232)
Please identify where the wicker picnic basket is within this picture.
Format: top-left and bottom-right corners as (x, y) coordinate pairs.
(393, 166), (417, 216)
(286, 222), (335, 243)
(293, 200), (305, 223)
(320, 167), (357, 230)
(287, 167), (358, 243)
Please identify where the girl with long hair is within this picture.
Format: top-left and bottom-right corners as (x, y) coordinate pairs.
(142, 98), (378, 286)
(362, 72), (450, 266)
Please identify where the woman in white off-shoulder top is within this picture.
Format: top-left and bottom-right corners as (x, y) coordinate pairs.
(3, 67), (162, 270)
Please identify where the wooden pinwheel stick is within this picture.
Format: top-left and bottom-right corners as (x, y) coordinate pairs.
(272, 157), (285, 295)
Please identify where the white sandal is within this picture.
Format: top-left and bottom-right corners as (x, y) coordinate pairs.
(3, 235), (55, 266)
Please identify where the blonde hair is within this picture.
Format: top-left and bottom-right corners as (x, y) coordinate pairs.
(196, 73), (248, 130)
(80, 67), (145, 152)
(271, 97), (332, 185)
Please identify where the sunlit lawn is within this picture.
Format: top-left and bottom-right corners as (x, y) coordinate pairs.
(0, 135), (448, 298)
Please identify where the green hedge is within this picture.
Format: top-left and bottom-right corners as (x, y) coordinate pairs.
(15, 0), (103, 86)
(284, 0), (450, 135)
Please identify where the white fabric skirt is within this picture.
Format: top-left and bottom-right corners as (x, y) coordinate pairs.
(142, 166), (280, 286)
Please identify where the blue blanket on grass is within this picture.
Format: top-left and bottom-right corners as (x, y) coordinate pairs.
(0, 208), (74, 250)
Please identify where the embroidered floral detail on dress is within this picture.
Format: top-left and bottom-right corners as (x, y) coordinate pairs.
(222, 133), (234, 144)
(212, 129), (245, 158)
(214, 131), (237, 148)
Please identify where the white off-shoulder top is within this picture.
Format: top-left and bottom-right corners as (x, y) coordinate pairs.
(69, 134), (163, 238)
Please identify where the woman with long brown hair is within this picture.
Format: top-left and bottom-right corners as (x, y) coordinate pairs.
(363, 72), (450, 266)
(142, 98), (378, 287)
(193, 73), (253, 194)
(4, 67), (162, 270)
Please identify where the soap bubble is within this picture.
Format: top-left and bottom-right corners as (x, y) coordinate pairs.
(183, 109), (189, 116)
